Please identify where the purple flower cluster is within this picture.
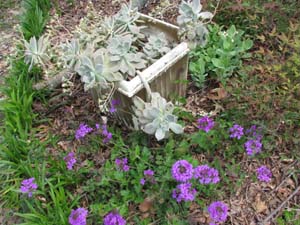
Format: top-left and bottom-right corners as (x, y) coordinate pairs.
(20, 177), (38, 197)
(101, 125), (112, 143)
(246, 125), (262, 140)
(229, 124), (244, 139)
(256, 166), (272, 182)
(69, 208), (88, 225)
(75, 123), (93, 140)
(242, 125), (263, 156)
(140, 169), (155, 185)
(244, 139), (262, 156)
(171, 160), (194, 182)
(64, 152), (76, 170)
(197, 116), (215, 133)
(115, 158), (130, 172)
(194, 165), (220, 184)
(207, 201), (228, 223)
(172, 183), (197, 202)
(109, 99), (121, 113)
(103, 211), (126, 225)
(171, 160), (221, 202)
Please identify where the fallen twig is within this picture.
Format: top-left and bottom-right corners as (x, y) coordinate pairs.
(259, 185), (300, 225)
(33, 69), (73, 90)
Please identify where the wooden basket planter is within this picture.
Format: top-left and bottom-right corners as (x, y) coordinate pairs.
(99, 13), (190, 127)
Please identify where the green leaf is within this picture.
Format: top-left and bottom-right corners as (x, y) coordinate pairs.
(242, 39), (253, 50)
(212, 58), (225, 69)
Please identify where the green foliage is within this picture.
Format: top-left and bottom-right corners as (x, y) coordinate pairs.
(16, 179), (80, 225)
(189, 24), (253, 87)
(273, 27), (300, 96)
(213, 0), (300, 35)
(0, 59), (35, 162)
(85, 133), (196, 224)
(277, 209), (300, 225)
(20, 0), (51, 40)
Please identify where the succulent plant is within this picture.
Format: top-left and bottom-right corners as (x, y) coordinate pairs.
(143, 33), (171, 62)
(61, 39), (81, 70)
(114, 2), (145, 38)
(24, 35), (49, 70)
(75, 49), (123, 91)
(107, 35), (147, 77)
(177, 0), (213, 26)
(177, 0), (213, 49)
(132, 92), (184, 141)
(181, 23), (209, 48)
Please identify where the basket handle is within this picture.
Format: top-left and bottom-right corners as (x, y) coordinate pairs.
(137, 71), (152, 102)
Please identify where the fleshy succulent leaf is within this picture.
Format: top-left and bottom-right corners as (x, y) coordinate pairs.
(143, 33), (171, 62)
(132, 92), (184, 141)
(107, 35), (147, 77)
(24, 35), (49, 70)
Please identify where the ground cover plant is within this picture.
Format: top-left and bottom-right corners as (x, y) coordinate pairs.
(0, 0), (299, 224)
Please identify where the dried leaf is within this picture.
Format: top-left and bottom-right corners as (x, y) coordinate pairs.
(255, 195), (268, 213)
(139, 198), (153, 213)
(208, 87), (227, 100)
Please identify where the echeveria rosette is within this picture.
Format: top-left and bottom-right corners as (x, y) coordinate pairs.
(171, 160), (194, 182)
(256, 166), (272, 182)
(172, 182), (197, 202)
(197, 116), (214, 132)
(207, 201), (229, 223)
(20, 177), (38, 197)
(103, 211), (126, 225)
(69, 208), (88, 225)
(194, 165), (220, 184)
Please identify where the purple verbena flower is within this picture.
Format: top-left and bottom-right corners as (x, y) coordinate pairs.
(20, 177), (38, 197)
(75, 123), (93, 140)
(194, 165), (220, 184)
(246, 125), (262, 140)
(109, 99), (121, 113)
(207, 201), (228, 223)
(197, 116), (215, 132)
(101, 125), (112, 144)
(256, 166), (272, 182)
(141, 169), (155, 185)
(171, 160), (194, 182)
(103, 211), (126, 225)
(64, 152), (76, 170)
(144, 169), (154, 177)
(172, 182), (197, 202)
(140, 178), (145, 185)
(229, 124), (244, 139)
(115, 158), (130, 172)
(69, 208), (88, 225)
(244, 139), (262, 156)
